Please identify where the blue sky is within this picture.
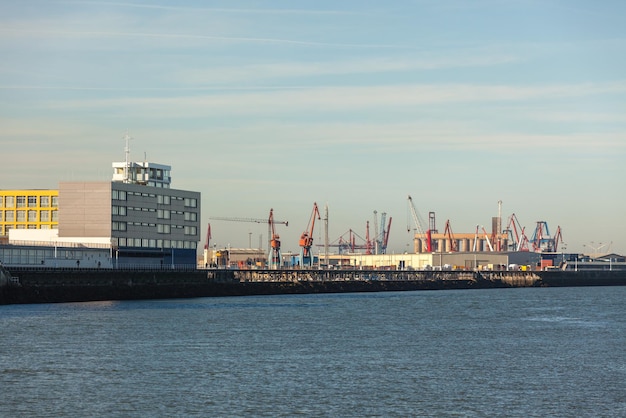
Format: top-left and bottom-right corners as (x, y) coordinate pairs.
(2, 0), (625, 255)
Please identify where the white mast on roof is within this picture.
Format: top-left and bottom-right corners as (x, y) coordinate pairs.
(123, 130), (133, 183)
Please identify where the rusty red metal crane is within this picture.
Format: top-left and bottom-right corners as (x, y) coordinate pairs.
(443, 220), (458, 252)
(299, 202), (321, 267)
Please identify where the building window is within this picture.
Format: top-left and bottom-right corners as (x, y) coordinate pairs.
(40, 196), (50, 207)
(51, 210), (58, 221)
(51, 196), (58, 207)
(112, 190), (127, 201)
(112, 206), (127, 216)
(40, 211), (49, 222)
(0, 196), (3, 207)
(28, 196), (37, 208)
(184, 212), (197, 222)
(112, 222), (127, 231)
(0, 211), (2, 221)
(5, 196), (14, 208)
(157, 195), (171, 205)
(157, 224), (171, 234)
(28, 224), (37, 229)
(16, 196), (26, 208)
(5, 211), (14, 221)
(184, 226), (197, 235)
(17, 210), (26, 222)
(28, 210), (37, 222)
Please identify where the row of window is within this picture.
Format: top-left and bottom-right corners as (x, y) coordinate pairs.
(111, 206), (197, 221)
(1, 210), (58, 222)
(112, 221), (197, 236)
(113, 237), (197, 249)
(0, 195), (58, 208)
(112, 190), (198, 208)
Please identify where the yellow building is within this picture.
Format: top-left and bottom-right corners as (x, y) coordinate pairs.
(0, 190), (59, 238)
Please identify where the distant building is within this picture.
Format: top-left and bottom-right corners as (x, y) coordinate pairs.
(0, 190), (59, 239)
(0, 150), (200, 268)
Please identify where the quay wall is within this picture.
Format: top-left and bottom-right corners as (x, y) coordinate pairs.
(1, 268), (625, 305)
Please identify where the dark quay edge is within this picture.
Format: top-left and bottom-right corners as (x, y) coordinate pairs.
(1, 267), (625, 305)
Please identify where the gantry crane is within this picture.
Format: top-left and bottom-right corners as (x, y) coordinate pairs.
(530, 221), (563, 252)
(299, 202), (321, 267)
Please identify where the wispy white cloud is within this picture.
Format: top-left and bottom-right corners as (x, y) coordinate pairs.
(0, 27), (408, 49)
(59, 1), (362, 16)
(29, 81), (626, 116)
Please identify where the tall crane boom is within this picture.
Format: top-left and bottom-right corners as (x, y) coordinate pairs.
(407, 195), (428, 251)
(299, 202), (321, 267)
(382, 216), (392, 253)
(209, 215), (288, 226)
(443, 220), (458, 252)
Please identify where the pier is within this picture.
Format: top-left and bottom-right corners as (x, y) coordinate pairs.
(1, 267), (625, 305)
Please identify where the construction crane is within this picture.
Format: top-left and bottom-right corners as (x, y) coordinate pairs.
(443, 220), (458, 252)
(407, 195), (428, 252)
(299, 202), (321, 267)
(209, 212), (288, 266)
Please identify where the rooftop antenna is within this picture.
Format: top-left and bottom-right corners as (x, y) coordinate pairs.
(123, 130), (133, 183)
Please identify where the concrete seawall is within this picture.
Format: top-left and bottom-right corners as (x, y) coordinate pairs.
(1, 268), (624, 305)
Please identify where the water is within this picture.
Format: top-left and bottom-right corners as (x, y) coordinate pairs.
(1, 287), (625, 417)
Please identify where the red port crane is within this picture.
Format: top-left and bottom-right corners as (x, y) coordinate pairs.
(505, 213), (529, 251)
(268, 208), (284, 268)
(299, 202), (321, 267)
(443, 220), (458, 252)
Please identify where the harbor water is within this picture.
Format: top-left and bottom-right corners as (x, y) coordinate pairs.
(1, 286), (625, 417)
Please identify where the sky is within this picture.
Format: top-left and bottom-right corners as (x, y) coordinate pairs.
(1, 0), (625, 256)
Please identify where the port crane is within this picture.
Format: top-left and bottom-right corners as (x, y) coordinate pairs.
(299, 202), (321, 267)
(373, 211), (393, 254)
(530, 221), (563, 252)
(268, 209), (284, 268)
(504, 213), (529, 251)
(407, 195), (429, 252)
(443, 220), (458, 252)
